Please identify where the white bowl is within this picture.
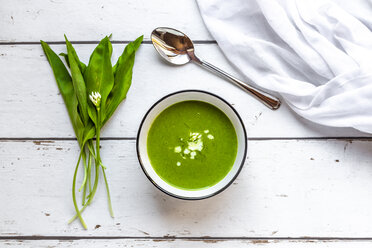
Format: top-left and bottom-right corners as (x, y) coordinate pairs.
(136, 90), (247, 200)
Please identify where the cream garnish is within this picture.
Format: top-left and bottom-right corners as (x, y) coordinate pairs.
(207, 134), (214, 140)
(174, 146), (182, 153)
(173, 131), (215, 161)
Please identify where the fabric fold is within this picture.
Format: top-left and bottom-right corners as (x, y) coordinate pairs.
(197, 0), (372, 133)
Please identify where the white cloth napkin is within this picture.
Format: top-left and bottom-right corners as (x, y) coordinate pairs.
(197, 0), (372, 133)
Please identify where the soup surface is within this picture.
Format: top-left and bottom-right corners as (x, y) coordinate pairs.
(147, 100), (238, 190)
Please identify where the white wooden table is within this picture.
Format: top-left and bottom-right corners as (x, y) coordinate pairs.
(1, 1), (372, 247)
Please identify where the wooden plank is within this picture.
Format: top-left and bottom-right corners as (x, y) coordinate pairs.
(2, 239), (372, 248)
(0, 0), (211, 42)
(1, 139), (372, 237)
(0, 44), (368, 138)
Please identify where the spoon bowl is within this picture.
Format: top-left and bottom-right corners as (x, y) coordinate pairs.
(151, 27), (193, 65)
(151, 27), (281, 110)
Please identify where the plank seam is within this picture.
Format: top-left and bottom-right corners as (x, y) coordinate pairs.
(1, 236), (372, 241)
(0, 40), (217, 45)
(0, 137), (370, 141)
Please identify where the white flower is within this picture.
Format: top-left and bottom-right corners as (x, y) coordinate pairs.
(174, 146), (182, 153)
(89, 91), (101, 107)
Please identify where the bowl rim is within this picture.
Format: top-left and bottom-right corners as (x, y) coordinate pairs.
(136, 89), (248, 200)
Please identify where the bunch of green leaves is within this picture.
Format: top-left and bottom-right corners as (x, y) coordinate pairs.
(41, 34), (143, 229)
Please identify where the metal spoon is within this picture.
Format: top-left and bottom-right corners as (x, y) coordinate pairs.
(151, 27), (281, 110)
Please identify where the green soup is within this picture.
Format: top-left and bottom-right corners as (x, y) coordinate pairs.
(147, 100), (238, 190)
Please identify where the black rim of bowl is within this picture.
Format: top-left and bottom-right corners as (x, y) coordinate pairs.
(136, 90), (248, 200)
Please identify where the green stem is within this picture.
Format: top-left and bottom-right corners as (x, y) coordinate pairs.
(69, 141), (96, 223)
(101, 167), (114, 217)
(82, 175), (87, 205)
(68, 203), (88, 224)
(79, 145), (88, 192)
(87, 142), (95, 157)
(69, 148), (91, 224)
(86, 155), (99, 206)
(86, 109), (101, 206)
(87, 148), (92, 193)
(82, 146), (89, 205)
(71, 147), (87, 229)
(85, 141), (96, 203)
(87, 143), (106, 169)
(88, 140), (95, 194)
(68, 148), (93, 224)
(68, 152), (114, 223)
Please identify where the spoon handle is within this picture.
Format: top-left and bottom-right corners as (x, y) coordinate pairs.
(192, 59), (281, 110)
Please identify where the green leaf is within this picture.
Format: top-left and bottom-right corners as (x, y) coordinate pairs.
(103, 35), (143, 125)
(60, 37), (87, 74)
(83, 123), (95, 145)
(85, 36), (115, 126)
(60, 52), (87, 74)
(40, 40), (85, 145)
(65, 35), (90, 126)
(59, 52), (70, 68)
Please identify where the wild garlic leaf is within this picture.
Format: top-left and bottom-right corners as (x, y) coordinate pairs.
(60, 52), (87, 75)
(85, 36), (114, 126)
(41, 41), (85, 145)
(65, 36), (90, 126)
(59, 52), (70, 68)
(111, 36), (142, 76)
(60, 37), (87, 74)
(103, 35), (143, 125)
(83, 123), (95, 145)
